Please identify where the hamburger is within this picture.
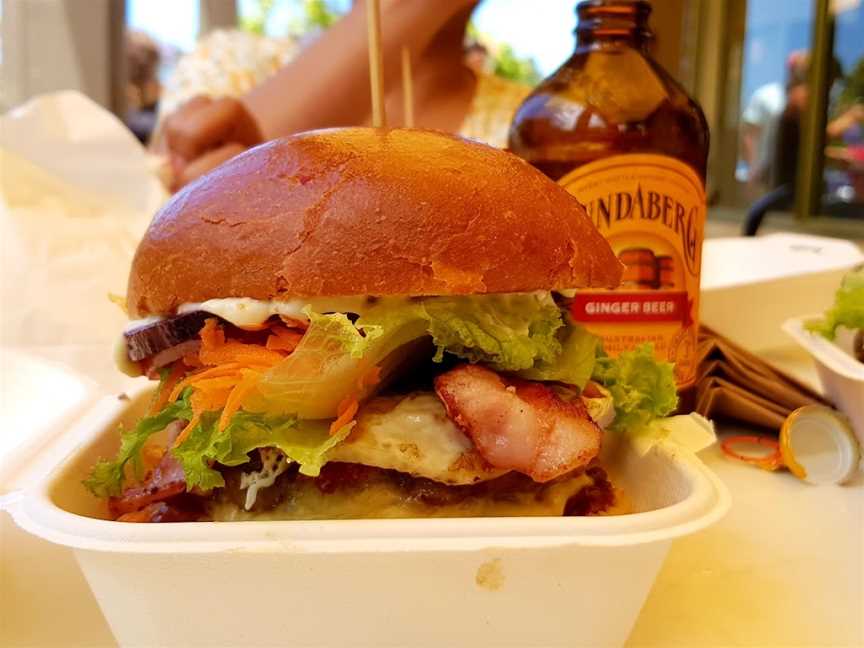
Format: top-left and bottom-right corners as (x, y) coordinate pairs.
(86, 128), (678, 522)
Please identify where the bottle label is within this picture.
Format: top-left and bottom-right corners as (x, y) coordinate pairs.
(559, 154), (706, 389)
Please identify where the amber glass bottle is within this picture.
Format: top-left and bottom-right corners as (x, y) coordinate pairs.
(509, 0), (709, 392)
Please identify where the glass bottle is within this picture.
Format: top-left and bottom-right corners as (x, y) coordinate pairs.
(509, 0), (710, 392)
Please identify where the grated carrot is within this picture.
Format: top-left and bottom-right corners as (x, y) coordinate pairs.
(174, 411), (201, 447)
(182, 353), (203, 368)
(166, 318), (306, 442)
(169, 363), (242, 402)
(265, 326), (304, 352)
(330, 397), (359, 436)
(199, 318), (225, 350)
(218, 369), (263, 431)
(199, 342), (285, 367)
(321, 366), (381, 437)
(141, 444), (165, 471)
(190, 389), (224, 412)
(187, 376), (240, 392)
(358, 365), (382, 390)
(150, 362), (185, 414)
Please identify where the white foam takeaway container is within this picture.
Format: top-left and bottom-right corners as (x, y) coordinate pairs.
(3, 386), (729, 648)
(784, 316), (864, 450)
(701, 233), (863, 351)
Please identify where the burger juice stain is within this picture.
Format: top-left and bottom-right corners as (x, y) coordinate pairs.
(475, 558), (505, 591)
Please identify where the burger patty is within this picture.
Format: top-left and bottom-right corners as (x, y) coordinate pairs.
(110, 460), (616, 522)
(207, 461), (616, 521)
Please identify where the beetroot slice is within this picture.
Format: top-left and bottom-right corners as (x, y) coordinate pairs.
(124, 311), (209, 361)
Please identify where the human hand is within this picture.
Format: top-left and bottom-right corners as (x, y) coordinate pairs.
(161, 95), (263, 190)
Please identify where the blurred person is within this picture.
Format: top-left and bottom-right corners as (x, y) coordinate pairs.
(829, 55), (864, 155)
(464, 41), (490, 74)
(741, 50), (808, 191)
(825, 90), (864, 202)
(744, 53), (859, 233)
(126, 30), (163, 143)
(771, 56), (854, 190)
(158, 0), (531, 190)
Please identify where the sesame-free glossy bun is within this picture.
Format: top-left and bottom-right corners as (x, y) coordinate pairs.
(128, 128), (622, 317)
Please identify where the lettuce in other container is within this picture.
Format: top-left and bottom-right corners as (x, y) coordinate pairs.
(806, 266), (864, 362)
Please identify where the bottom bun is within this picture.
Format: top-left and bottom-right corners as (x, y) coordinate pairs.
(207, 462), (620, 521)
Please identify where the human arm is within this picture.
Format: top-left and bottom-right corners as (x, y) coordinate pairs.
(161, 1), (477, 189)
(826, 103), (864, 140)
(243, 0), (478, 139)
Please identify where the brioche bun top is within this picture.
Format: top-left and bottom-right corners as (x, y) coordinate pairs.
(127, 128), (622, 317)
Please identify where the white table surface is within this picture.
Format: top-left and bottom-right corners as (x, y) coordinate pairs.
(2, 347), (862, 647)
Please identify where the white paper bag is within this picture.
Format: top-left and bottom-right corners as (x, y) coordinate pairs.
(0, 91), (168, 387)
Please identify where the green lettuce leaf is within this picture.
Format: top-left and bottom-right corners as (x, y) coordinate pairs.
(168, 410), (227, 491)
(806, 267), (864, 340)
(172, 411), (352, 491)
(423, 294), (563, 371)
(518, 320), (598, 389)
(221, 415), (350, 475)
(82, 391), (193, 497)
(245, 305), (428, 419)
(248, 293), (568, 419)
(306, 309), (384, 358)
(591, 344), (678, 433)
(88, 293), (670, 496)
(85, 391), (354, 495)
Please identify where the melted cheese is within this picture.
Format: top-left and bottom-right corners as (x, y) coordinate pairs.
(209, 470), (597, 521)
(329, 393), (505, 485)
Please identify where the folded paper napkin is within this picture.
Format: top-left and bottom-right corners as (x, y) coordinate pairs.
(695, 326), (829, 430)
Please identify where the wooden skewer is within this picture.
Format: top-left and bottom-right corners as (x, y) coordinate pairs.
(401, 46), (414, 128)
(365, 0), (386, 128)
